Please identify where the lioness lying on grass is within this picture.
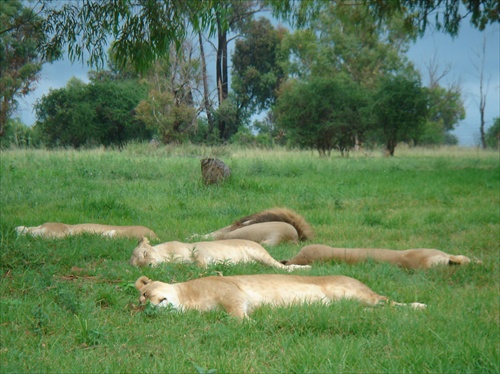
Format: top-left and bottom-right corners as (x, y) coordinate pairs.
(16, 222), (158, 240)
(135, 274), (426, 319)
(130, 237), (309, 271)
(281, 244), (473, 270)
(191, 207), (314, 246)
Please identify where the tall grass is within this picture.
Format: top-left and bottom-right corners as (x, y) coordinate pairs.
(1, 144), (499, 373)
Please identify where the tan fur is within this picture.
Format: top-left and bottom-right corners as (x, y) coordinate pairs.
(15, 222), (158, 240)
(283, 244), (473, 270)
(135, 274), (426, 319)
(191, 208), (314, 246)
(130, 237), (309, 271)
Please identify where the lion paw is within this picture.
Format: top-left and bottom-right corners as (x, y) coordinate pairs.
(286, 264), (311, 271)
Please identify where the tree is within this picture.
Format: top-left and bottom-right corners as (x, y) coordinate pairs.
(421, 84), (465, 145)
(472, 35), (491, 149)
(35, 77), (150, 148)
(0, 117), (39, 148)
(275, 76), (368, 156)
(209, 1), (264, 140)
(33, 0), (497, 146)
(0, 0), (52, 137)
(485, 117), (499, 149)
(197, 31), (215, 137)
(269, 0), (499, 36)
(279, 28), (319, 80)
(372, 75), (428, 156)
(134, 44), (201, 144)
(231, 17), (288, 125)
(37, 0), (497, 71)
(312, 4), (418, 87)
(420, 55), (465, 144)
(277, 4), (419, 150)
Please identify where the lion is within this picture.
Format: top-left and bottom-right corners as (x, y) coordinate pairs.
(130, 237), (309, 271)
(135, 274), (426, 319)
(281, 244), (474, 270)
(15, 222), (158, 240)
(191, 207), (314, 246)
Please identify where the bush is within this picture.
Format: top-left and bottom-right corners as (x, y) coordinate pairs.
(0, 118), (40, 148)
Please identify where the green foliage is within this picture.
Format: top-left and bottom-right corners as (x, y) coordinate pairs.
(232, 17), (288, 118)
(37, 0), (219, 72)
(134, 51), (200, 144)
(275, 75), (368, 156)
(313, 4), (417, 85)
(213, 97), (239, 141)
(279, 28), (319, 79)
(0, 145), (498, 372)
(268, 0), (498, 35)
(0, 118), (40, 148)
(417, 83), (466, 146)
(485, 117), (500, 149)
(135, 90), (196, 144)
(0, 0), (52, 136)
(426, 84), (465, 133)
(372, 75), (428, 155)
(34, 77), (151, 148)
(361, 0), (499, 35)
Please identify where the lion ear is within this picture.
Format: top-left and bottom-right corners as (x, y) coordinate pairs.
(135, 276), (151, 290)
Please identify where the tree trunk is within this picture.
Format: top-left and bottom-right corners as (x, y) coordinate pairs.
(385, 138), (396, 156)
(478, 36), (488, 149)
(198, 31), (214, 137)
(0, 96), (9, 137)
(480, 97), (486, 149)
(216, 27), (229, 140)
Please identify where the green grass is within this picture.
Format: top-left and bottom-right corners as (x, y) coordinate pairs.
(1, 145), (499, 373)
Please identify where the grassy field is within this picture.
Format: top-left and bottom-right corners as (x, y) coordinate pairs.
(1, 144), (499, 373)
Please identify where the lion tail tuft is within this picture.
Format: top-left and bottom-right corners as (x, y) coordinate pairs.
(230, 208), (314, 240)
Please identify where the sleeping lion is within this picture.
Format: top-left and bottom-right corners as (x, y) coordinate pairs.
(16, 222), (158, 240)
(191, 207), (314, 246)
(281, 244), (473, 270)
(130, 237), (309, 271)
(135, 274), (426, 319)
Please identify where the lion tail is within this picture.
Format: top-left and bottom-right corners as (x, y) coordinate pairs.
(230, 207), (314, 240)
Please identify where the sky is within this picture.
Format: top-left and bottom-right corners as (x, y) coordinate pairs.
(16, 17), (499, 147)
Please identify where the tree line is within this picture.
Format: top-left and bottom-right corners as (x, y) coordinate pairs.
(1, 0), (499, 154)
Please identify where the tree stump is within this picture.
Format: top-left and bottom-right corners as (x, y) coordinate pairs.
(201, 158), (231, 185)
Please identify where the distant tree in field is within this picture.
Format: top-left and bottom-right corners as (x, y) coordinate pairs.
(485, 117), (500, 149)
(419, 56), (465, 145)
(276, 4), (418, 152)
(372, 75), (428, 156)
(36, 0), (265, 142)
(279, 28), (319, 80)
(420, 84), (465, 145)
(35, 77), (150, 148)
(209, 1), (264, 141)
(231, 17), (288, 126)
(0, 118), (39, 149)
(280, 4), (417, 85)
(135, 40), (201, 144)
(319, 5), (417, 86)
(0, 0), (54, 137)
(275, 75), (368, 156)
(471, 35), (492, 149)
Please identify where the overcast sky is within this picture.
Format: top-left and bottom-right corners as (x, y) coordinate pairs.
(16, 19), (499, 147)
